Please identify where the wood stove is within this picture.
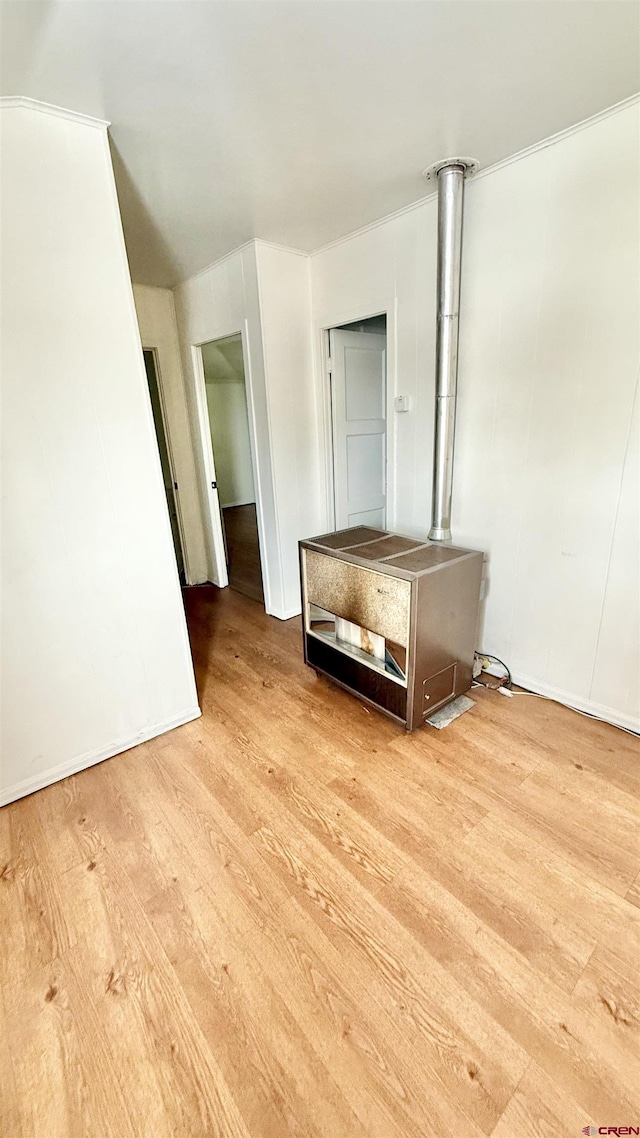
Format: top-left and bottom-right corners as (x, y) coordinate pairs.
(300, 526), (483, 731)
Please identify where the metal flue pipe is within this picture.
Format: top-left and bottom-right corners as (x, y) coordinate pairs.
(427, 159), (474, 542)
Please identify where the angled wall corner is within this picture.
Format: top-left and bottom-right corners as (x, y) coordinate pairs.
(0, 99), (200, 805)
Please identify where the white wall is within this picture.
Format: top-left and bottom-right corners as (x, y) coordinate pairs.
(255, 242), (324, 613)
(454, 103), (639, 729)
(0, 101), (200, 805)
(174, 240), (321, 618)
(202, 336), (256, 509)
(310, 209), (437, 540)
(133, 283), (208, 584)
(310, 100), (639, 731)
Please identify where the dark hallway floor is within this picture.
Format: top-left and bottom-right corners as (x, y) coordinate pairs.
(222, 503), (264, 605)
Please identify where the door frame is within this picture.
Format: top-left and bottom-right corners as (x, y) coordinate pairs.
(142, 345), (188, 580)
(191, 324), (268, 603)
(320, 310), (393, 533)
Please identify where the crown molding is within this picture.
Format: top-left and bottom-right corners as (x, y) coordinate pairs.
(310, 188), (438, 259)
(253, 238), (310, 260)
(173, 241), (256, 289)
(311, 92), (640, 258)
(173, 237), (312, 289)
(165, 91), (640, 288)
(471, 91), (640, 186)
(0, 96), (109, 130)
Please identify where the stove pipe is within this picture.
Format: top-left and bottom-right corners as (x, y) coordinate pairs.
(425, 158), (476, 542)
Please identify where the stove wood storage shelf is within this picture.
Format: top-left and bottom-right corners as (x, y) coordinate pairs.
(300, 527), (483, 731)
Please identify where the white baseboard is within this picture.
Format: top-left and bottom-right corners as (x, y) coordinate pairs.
(0, 706), (202, 807)
(512, 672), (639, 735)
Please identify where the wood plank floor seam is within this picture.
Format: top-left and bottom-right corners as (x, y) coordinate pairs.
(486, 1056), (534, 1138)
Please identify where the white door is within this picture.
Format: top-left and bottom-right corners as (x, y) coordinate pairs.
(329, 328), (387, 530)
(192, 344), (229, 588)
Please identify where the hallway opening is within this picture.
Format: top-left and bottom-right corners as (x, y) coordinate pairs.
(201, 334), (264, 605)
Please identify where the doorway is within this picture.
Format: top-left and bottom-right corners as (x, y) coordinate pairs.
(328, 314), (387, 530)
(201, 334), (264, 605)
(143, 349), (186, 583)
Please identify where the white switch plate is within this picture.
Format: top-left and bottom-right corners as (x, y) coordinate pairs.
(394, 395), (410, 412)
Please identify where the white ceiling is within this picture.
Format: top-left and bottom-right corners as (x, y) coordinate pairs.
(1, 1), (638, 287)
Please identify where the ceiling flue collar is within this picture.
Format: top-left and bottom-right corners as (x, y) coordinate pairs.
(422, 157), (479, 184)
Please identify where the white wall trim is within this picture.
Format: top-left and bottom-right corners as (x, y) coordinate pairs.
(1, 706), (202, 807)
(512, 673), (639, 736)
(314, 326), (335, 533)
(471, 91), (640, 184)
(0, 95), (110, 130)
(311, 196), (439, 260)
(310, 93), (640, 258)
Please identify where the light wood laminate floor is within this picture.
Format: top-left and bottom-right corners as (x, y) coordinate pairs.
(1, 585), (639, 1138)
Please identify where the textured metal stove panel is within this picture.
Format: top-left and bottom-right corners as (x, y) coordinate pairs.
(304, 549), (411, 646)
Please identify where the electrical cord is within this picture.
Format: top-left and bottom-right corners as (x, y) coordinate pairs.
(505, 690), (639, 737)
(475, 651), (512, 689)
(473, 653), (638, 738)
